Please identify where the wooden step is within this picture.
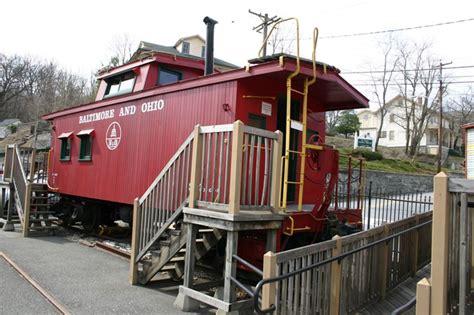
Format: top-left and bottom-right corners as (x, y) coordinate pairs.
(28, 218), (57, 223)
(30, 211), (55, 215)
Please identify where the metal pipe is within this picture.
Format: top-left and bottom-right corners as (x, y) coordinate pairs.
(366, 181), (372, 229)
(203, 16), (218, 76)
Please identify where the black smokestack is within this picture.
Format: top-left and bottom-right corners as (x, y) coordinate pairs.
(203, 16), (218, 76)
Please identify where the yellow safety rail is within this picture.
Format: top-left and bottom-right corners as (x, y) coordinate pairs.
(258, 21), (322, 212)
(297, 27), (320, 211)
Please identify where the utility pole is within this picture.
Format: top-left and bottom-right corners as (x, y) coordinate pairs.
(436, 60), (452, 173)
(248, 9), (281, 57)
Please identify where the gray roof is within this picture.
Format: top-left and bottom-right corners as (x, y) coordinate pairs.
(0, 119), (20, 127)
(131, 41), (239, 70)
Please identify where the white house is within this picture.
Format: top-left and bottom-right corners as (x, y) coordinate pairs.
(357, 95), (451, 155)
(130, 35), (238, 73)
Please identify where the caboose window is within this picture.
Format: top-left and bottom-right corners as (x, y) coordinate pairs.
(77, 129), (94, 161)
(104, 71), (136, 98)
(58, 132), (73, 161)
(158, 68), (182, 85)
(60, 139), (71, 160)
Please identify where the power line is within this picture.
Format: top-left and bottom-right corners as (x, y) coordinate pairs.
(348, 75), (474, 83)
(351, 80), (474, 87)
(320, 17), (474, 39)
(342, 65), (474, 74)
(248, 9), (281, 57)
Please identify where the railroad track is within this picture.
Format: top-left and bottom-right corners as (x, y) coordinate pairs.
(0, 251), (71, 315)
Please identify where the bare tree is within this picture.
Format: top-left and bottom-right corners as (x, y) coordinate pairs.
(326, 110), (343, 134)
(0, 54), (32, 118)
(267, 25), (295, 55)
(370, 35), (399, 151)
(394, 41), (440, 156)
(103, 34), (136, 68)
(447, 87), (474, 150)
(0, 53), (95, 122)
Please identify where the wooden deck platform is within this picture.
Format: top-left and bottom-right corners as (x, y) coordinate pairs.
(358, 264), (431, 314)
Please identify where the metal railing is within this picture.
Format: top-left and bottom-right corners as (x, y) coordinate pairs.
(332, 180), (433, 230)
(241, 212), (432, 314)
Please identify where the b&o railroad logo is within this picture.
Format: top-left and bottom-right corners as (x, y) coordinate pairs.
(106, 122), (122, 150)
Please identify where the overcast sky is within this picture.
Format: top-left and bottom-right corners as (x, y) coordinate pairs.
(1, 0), (473, 105)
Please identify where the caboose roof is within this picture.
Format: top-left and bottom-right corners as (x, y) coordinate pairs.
(43, 55), (368, 120)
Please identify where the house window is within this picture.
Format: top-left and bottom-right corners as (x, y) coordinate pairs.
(158, 68), (182, 85)
(363, 114), (368, 121)
(201, 46), (206, 57)
(182, 42), (190, 54)
(389, 114), (395, 123)
(58, 132), (73, 161)
(77, 129), (94, 161)
(104, 71), (136, 98)
(380, 131), (387, 138)
(389, 130), (395, 141)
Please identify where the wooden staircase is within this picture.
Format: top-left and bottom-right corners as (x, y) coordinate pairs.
(138, 222), (223, 284)
(3, 145), (58, 236)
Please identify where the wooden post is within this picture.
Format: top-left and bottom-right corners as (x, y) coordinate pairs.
(183, 223), (197, 288)
(223, 231), (238, 303)
(266, 229), (277, 253)
(262, 251), (277, 310)
(411, 214), (420, 276)
(29, 149), (37, 181)
(188, 125), (203, 208)
(22, 182), (32, 237)
(431, 172), (449, 314)
(380, 224), (390, 299)
(416, 278), (431, 315)
(270, 130), (283, 212)
(228, 120), (244, 214)
(330, 235), (342, 315)
(129, 198), (140, 285)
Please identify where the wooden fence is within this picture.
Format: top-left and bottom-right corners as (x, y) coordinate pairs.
(261, 211), (432, 314)
(416, 173), (474, 315)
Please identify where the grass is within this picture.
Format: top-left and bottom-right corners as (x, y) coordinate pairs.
(338, 148), (441, 175)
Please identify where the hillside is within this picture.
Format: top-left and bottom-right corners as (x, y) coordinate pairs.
(325, 136), (465, 175)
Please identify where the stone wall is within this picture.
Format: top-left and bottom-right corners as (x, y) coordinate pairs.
(339, 170), (463, 194)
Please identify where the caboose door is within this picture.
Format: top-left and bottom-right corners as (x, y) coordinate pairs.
(276, 96), (301, 203)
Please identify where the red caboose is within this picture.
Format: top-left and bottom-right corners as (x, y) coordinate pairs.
(42, 20), (368, 278)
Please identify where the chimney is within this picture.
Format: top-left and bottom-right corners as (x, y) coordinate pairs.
(203, 16), (218, 76)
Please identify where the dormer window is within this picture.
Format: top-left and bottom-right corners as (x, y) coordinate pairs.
(182, 42), (190, 54)
(158, 67), (182, 85)
(104, 71), (136, 98)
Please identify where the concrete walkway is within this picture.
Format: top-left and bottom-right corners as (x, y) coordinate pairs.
(0, 228), (210, 315)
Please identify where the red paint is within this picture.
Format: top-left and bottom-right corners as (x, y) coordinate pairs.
(45, 56), (368, 210)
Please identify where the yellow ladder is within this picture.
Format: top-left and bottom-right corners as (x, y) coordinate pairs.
(259, 22), (320, 211)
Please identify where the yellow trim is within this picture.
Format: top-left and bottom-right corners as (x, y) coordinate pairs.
(242, 95), (276, 100)
(305, 144), (323, 150)
(283, 216), (311, 236)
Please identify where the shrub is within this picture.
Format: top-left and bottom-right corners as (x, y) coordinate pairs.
(351, 148), (383, 161)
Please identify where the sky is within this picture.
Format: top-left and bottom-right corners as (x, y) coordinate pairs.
(1, 0), (473, 106)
